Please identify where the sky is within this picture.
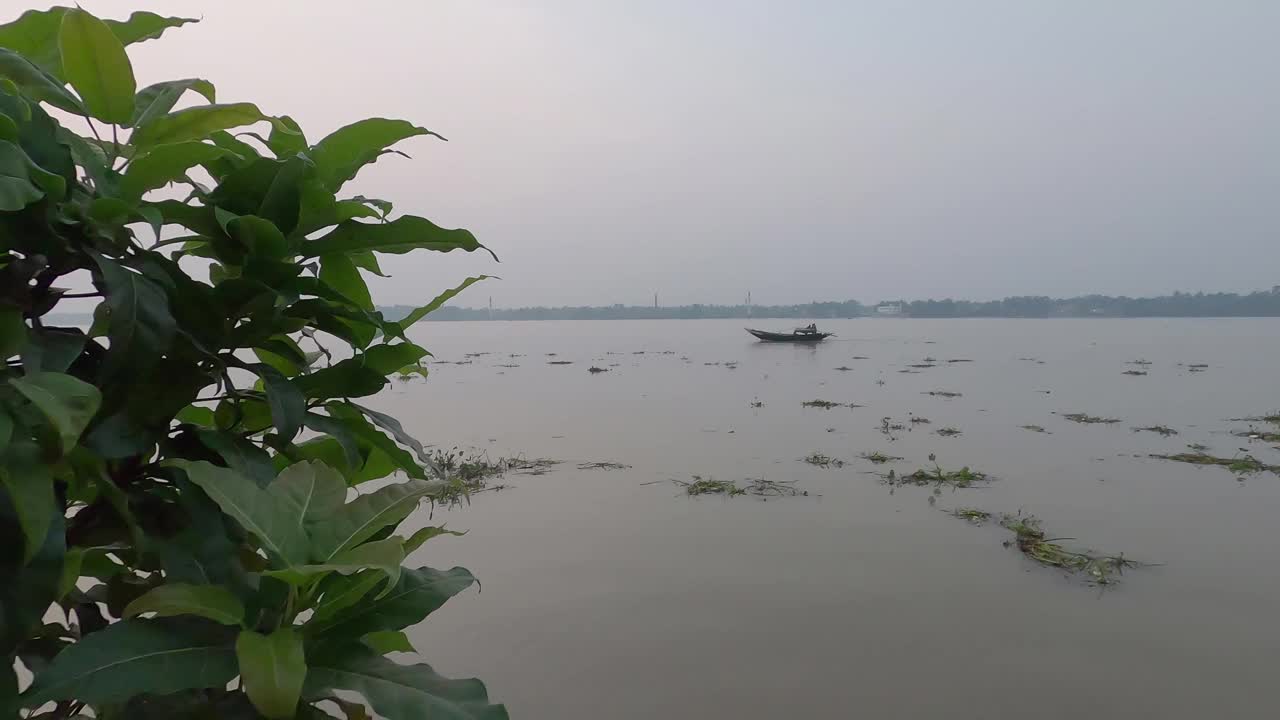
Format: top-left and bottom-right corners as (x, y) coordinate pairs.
(42, 1), (1280, 306)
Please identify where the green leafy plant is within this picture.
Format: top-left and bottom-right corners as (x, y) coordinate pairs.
(0, 7), (502, 718)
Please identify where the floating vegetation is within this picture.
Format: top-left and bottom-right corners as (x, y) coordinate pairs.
(704, 361), (739, 369)
(886, 459), (990, 489)
(673, 476), (807, 498)
(1019, 357), (1046, 364)
(632, 351), (646, 355)
(897, 369), (920, 374)
(908, 363), (937, 369)
(948, 507), (991, 524)
(910, 416), (932, 425)
(935, 427), (962, 437)
(834, 366), (854, 371)
(744, 478), (808, 497)
(464, 352), (490, 358)
(1062, 413), (1121, 425)
(577, 461), (631, 470)
(675, 476), (745, 497)
(749, 399), (764, 408)
(994, 512), (1148, 585)
(495, 363), (520, 368)
(923, 356), (937, 363)
(1187, 365), (1207, 373)
(1133, 425), (1177, 437)
(428, 449), (559, 503)
(1020, 425), (1049, 434)
(803, 452), (846, 468)
(884, 455), (989, 488)
(548, 360), (574, 365)
(879, 417), (906, 437)
(851, 356), (870, 360)
(1121, 370), (1148, 376)
(1150, 452), (1277, 475)
(802, 399), (860, 409)
(1235, 427), (1280, 443)
(587, 366), (609, 373)
(1186, 442), (1211, 453)
(1127, 359), (1153, 366)
(858, 451), (902, 464)
(947, 358), (974, 364)
(506, 458), (562, 475)
(1232, 413), (1280, 427)
(924, 390), (962, 398)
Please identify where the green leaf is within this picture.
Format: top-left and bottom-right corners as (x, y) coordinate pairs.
(326, 403), (428, 481)
(9, 371), (102, 454)
(311, 570), (386, 624)
(306, 480), (439, 563)
(168, 459), (308, 566)
(123, 583), (245, 626)
(294, 358), (387, 400)
(104, 11), (198, 46)
(19, 327), (85, 373)
(254, 363), (305, 440)
(269, 460), (347, 529)
(210, 155), (309, 236)
(268, 114), (307, 157)
(0, 407), (11, 454)
(56, 547), (83, 599)
(401, 525), (466, 555)
(0, 8), (68, 76)
(320, 253), (373, 310)
(0, 305), (24, 358)
(130, 78), (216, 128)
(92, 255), (177, 378)
(0, 48), (85, 115)
(303, 645), (507, 720)
(121, 140), (232, 199)
(350, 401), (438, 472)
(266, 538), (403, 592)
(304, 215), (494, 260)
(396, 276), (493, 333)
(0, 138), (43, 210)
(237, 629), (306, 720)
(175, 404), (216, 427)
(0, 490), (64, 656)
(361, 630), (414, 654)
(362, 343), (430, 375)
(0, 440), (54, 563)
(58, 8), (137, 124)
(311, 118), (443, 191)
(21, 618), (237, 706)
(307, 566), (475, 641)
(196, 429), (276, 488)
(350, 249), (387, 276)
(132, 102), (267, 150)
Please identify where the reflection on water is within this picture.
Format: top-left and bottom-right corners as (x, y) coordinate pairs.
(368, 318), (1280, 719)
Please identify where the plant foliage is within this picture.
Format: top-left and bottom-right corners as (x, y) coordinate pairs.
(0, 6), (501, 718)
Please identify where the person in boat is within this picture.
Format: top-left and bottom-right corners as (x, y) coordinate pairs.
(796, 323), (818, 335)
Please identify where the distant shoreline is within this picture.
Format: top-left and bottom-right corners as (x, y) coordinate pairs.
(382, 286), (1280, 322)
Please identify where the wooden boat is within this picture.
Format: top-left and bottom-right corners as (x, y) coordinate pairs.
(746, 327), (833, 343)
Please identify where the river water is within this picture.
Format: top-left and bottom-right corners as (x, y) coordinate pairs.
(370, 318), (1280, 719)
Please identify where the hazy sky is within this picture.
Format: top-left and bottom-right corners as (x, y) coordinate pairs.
(53, 1), (1280, 306)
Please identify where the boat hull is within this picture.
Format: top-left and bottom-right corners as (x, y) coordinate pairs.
(746, 328), (833, 343)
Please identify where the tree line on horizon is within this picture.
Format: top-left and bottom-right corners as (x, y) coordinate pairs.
(380, 286), (1280, 321)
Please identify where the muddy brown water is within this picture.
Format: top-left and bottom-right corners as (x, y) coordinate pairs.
(368, 318), (1280, 719)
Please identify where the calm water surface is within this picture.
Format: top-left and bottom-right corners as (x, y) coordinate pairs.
(370, 318), (1280, 719)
